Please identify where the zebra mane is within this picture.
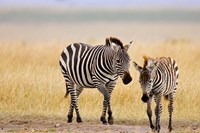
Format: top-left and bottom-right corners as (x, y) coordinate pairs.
(105, 38), (110, 45)
(143, 56), (159, 69)
(105, 37), (124, 49)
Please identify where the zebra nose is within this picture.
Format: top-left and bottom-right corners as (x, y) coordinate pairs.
(122, 72), (132, 85)
(141, 94), (149, 103)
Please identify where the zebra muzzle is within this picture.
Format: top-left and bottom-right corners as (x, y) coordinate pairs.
(141, 94), (149, 103)
(122, 72), (132, 85)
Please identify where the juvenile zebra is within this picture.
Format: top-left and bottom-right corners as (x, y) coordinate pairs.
(59, 37), (132, 124)
(133, 56), (179, 132)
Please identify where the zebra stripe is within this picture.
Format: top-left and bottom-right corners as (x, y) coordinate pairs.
(59, 37), (132, 124)
(133, 56), (179, 132)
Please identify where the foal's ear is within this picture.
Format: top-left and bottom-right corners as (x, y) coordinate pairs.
(133, 61), (143, 72)
(147, 59), (159, 71)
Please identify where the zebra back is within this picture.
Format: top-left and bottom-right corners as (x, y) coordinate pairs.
(59, 37), (132, 88)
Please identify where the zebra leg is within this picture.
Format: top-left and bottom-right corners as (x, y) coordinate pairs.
(147, 96), (154, 130)
(106, 81), (115, 125)
(168, 93), (174, 132)
(97, 86), (110, 125)
(62, 73), (74, 123)
(64, 80), (74, 123)
(154, 94), (162, 133)
(68, 84), (82, 123)
(67, 100), (74, 123)
(107, 103), (113, 125)
(76, 87), (83, 123)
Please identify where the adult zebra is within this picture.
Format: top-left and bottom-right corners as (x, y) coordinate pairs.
(59, 37), (132, 125)
(133, 56), (179, 132)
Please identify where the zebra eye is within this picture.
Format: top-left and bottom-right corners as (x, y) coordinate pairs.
(149, 80), (153, 83)
(116, 60), (120, 63)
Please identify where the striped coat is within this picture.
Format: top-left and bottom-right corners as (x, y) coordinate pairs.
(133, 56), (179, 132)
(59, 37), (132, 124)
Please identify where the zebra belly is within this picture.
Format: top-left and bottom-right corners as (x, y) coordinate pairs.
(65, 58), (95, 88)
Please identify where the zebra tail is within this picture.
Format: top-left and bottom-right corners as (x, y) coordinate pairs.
(64, 91), (69, 98)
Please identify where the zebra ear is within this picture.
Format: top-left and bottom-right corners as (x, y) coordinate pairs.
(153, 61), (159, 69)
(110, 42), (120, 52)
(105, 38), (110, 46)
(124, 41), (133, 51)
(147, 60), (159, 71)
(133, 61), (142, 72)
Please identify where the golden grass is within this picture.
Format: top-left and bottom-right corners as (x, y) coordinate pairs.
(0, 40), (200, 127)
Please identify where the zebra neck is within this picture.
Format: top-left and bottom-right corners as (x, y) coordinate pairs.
(101, 47), (117, 75)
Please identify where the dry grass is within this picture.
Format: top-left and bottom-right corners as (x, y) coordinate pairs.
(0, 39), (200, 129)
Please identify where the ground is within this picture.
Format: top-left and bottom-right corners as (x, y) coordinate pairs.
(0, 117), (162, 133)
(0, 116), (199, 133)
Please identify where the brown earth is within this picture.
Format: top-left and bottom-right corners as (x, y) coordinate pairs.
(0, 116), (199, 133)
(0, 119), (160, 133)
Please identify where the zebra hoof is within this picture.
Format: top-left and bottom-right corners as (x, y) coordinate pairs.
(151, 128), (156, 132)
(102, 121), (107, 125)
(108, 116), (114, 125)
(100, 116), (107, 125)
(156, 125), (160, 133)
(67, 119), (72, 123)
(67, 115), (73, 123)
(77, 117), (82, 123)
(168, 126), (173, 132)
(150, 124), (155, 130)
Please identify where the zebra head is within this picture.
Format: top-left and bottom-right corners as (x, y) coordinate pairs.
(107, 37), (132, 85)
(133, 56), (159, 103)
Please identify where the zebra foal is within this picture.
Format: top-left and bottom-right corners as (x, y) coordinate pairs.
(133, 56), (179, 132)
(59, 37), (132, 124)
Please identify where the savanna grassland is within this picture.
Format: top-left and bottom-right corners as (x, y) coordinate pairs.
(0, 39), (200, 132)
(0, 7), (200, 133)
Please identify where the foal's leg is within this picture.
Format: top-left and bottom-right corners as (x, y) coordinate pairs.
(168, 92), (174, 132)
(154, 93), (162, 133)
(147, 96), (154, 130)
